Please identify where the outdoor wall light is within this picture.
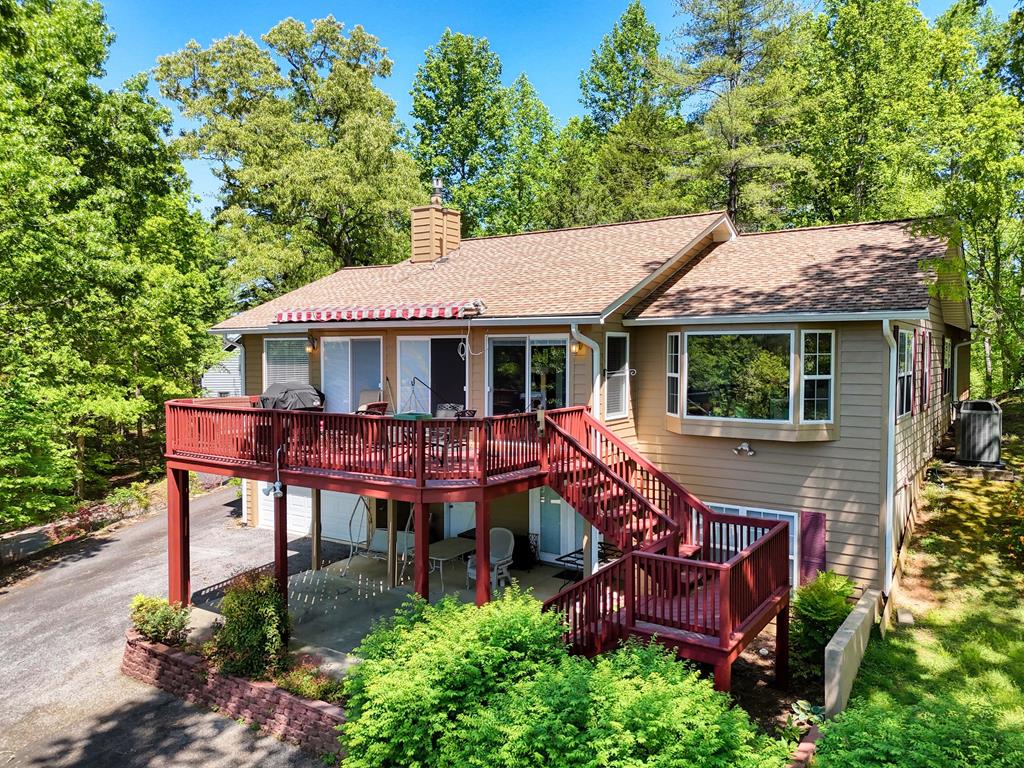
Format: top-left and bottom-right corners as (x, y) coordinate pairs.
(262, 481), (284, 498)
(733, 441), (756, 457)
(305, 335), (318, 354)
(570, 341), (581, 355)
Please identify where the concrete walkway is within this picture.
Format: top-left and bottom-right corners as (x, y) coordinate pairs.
(0, 488), (321, 768)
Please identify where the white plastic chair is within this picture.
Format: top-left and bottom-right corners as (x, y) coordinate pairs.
(466, 527), (515, 590)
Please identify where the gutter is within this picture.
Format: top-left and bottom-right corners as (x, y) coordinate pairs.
(624, 309), (931, 326)
(881, 320), (898, 595)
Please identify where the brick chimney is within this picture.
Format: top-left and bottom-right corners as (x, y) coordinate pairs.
(410, 178), (460, 263)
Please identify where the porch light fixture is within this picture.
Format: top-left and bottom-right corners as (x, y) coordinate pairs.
(305, 335), (318, 354)
(570, 340), (581, 355)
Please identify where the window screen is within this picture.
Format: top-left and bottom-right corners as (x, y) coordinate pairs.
(264, 339), (308, 387)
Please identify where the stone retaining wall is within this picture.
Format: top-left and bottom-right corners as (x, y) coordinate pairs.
(121, 630), (345, 757)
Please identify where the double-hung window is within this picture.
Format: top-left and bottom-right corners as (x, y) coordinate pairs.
(942, 337), (953, 396)
(801, 331), (834, 422)
(264, 338), (309, 387)
(896, 328), (914, 418)
(605, 333), (629, 420)
(920, 331), (931, 410)
(707, 503), (799, 589)
(666, 333), (681, 416)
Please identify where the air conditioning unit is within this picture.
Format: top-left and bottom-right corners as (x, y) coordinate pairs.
(955, 400), (1002, 466)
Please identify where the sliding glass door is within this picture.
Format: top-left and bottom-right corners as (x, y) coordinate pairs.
(487, 337), (568, 414)
(321, 338), (382, 413)
(397, 337), (468, 414)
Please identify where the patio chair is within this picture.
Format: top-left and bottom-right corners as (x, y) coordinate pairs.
(466, 527), (515, 590)
(428, 404), (477, 467)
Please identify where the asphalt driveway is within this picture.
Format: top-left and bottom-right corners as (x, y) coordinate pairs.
(0, 488), (322, 767)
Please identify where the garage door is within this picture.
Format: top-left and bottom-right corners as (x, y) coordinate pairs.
(321, 491), (370, 545)
(257, 483), (312, 536)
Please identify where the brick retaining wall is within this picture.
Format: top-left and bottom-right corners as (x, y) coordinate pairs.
(121, 630), (345, 757)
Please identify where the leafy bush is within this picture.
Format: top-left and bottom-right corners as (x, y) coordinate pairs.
(206, 571), (290, 678)
(130, 594), (191, 645)
(341, 589), (788, 768)
(273, 657), (345, 704)
(1003, 481), (1024, 564)
(816, 697), (1024, 767)
(106, 481), (152, 516)
(792, 570), (855, 674)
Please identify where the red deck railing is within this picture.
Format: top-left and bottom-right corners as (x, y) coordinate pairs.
(165, 398), (543, 486)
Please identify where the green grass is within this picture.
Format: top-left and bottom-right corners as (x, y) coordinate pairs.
(848, 395), (1024, 732)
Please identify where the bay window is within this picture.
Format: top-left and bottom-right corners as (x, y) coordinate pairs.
(685, 332), (793, 422)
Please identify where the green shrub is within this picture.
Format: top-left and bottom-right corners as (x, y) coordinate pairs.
(207, 571), (290, 678)
(816, 697), (1024, 767)
(130, 594), (191, 645)
(341, 589), (788, 768)
(792, 570), (855, 674)
(273, 658), (345, 704)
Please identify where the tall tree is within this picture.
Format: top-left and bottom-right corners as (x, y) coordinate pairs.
(486, 74), (556, 234)
(791, 0), (939, 224)
(157, 17), (422, 304)
(0, 0), (224, 523)
(410, 29), (508, 235)
(673, 0), (805, 229)
(540, 116), (603, 229)
(579, 0), (667, 132)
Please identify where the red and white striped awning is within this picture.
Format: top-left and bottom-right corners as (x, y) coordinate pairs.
(275, 300), (485, 324)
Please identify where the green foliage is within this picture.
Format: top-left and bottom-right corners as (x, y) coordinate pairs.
(0, 0), (225, 521)
(1006, 481), (1024, 564)
(130, 594), (191, 645)
(273, 658), (345, 704)
(579, 0), (667, 132)
(106, 481), (152, 516)
(156, 15), (421, 304)
(686, 333), (792, 420)
(816, 697), (1024, 768)
(341, 590), (787, 768)
(207, 572), (290, 679)
(791, 570), (855, 673)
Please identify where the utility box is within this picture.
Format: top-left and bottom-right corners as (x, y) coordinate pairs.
(956, 400), (1003, 465)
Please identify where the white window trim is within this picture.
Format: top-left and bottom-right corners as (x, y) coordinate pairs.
(484, 333), (571, 416)
(706, 502), (800, 589)
(604, 332), (630, 421)
(800, 329), (835, 425)
(683, 330), (796, 424)
(942, 336), (953, 397)
(896, 328), (915, 420)
(666, 332), (681, 417)
(262, 337), (308, 389)
(319, 336), (384, 413)
(395, 335), (470, 414)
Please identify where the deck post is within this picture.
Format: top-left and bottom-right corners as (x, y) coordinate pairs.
(310, 489), (322, 571)
(775, 602), (791, 688)
(166, 467), (190, 605)
(386, 498), (398, 587)
(274, 485), (288, 603)
(713, 660), (732, 692)
(413, 499), (429, 600)
(475, 498), (491, 606)
(623, 552), (635, 628)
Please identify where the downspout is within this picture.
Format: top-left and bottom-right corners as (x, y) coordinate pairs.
(881, 320), (897, 595)
(571, 323), (602, 423)
(571, 323), (602, 577)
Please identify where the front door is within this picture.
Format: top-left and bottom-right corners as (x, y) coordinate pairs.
(488, 337), (569, 415)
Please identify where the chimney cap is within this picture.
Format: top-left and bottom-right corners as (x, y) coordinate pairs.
(431, 177), (443, 204)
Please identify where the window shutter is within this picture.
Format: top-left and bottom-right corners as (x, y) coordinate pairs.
(799, 511), (827, 585)
(605, 335), (629, 418)
(264, 339), (309, 387)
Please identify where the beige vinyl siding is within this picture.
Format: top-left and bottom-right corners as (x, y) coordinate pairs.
(892, 297), (957, 554)
(628, 322), (885, 588)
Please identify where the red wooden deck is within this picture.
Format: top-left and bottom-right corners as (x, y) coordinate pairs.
(164, 399), (790, 690)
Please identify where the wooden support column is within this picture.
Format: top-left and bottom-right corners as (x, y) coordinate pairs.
(386, 499), (398, 587)
(274, 486), (288, 603)
(475, 498), (491, 606)
(166, 467), (190, 605)
(713, 660), (732, 692)
(775, 604), (791, 688)
(413, 499), (429, 600)
(311, 489), (322, 571)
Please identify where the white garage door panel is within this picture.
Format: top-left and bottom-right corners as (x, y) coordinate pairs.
(321, 491), (369, 545)
(257, 483), (312, 536)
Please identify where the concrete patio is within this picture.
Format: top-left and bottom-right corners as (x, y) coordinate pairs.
(191, 541), (570, 676)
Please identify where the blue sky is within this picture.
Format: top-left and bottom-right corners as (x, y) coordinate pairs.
(97, 0), (1017, 213)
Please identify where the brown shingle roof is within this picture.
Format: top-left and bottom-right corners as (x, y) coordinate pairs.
(212, 212), (727, 330)
(631, 220), (945, 321)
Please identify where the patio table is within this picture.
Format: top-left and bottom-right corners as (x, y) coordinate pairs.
(407, 536), (477, 591)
